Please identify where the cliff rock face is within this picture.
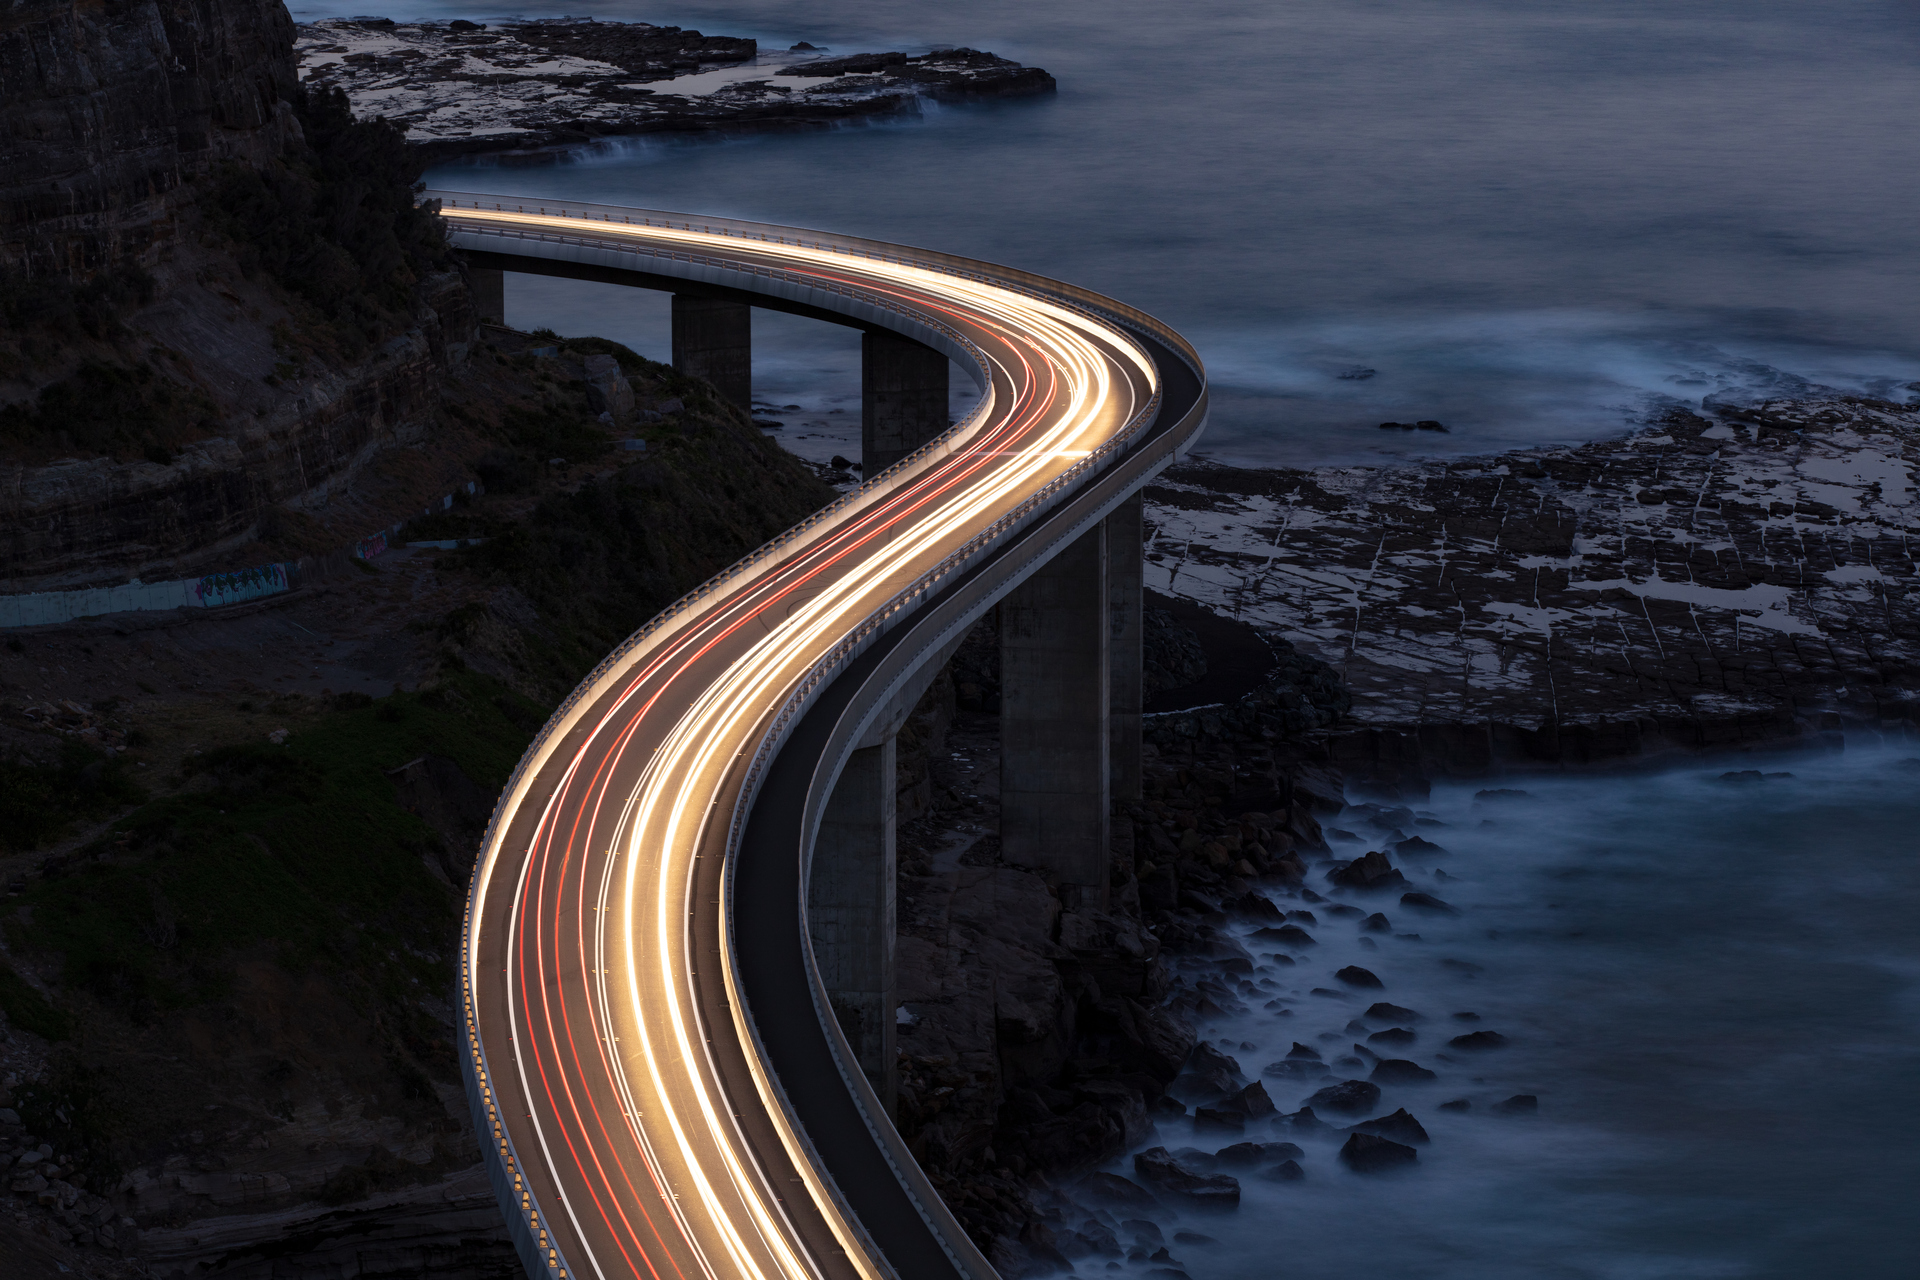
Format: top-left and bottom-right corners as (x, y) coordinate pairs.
(3, 271), (476, 588)
(1, 0), (299, 275)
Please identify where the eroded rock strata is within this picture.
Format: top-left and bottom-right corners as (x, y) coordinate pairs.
(296, 18), (1058, 163)
(1145, 399), (1920, 783)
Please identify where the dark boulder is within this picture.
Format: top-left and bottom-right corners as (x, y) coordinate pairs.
(1494, 1094), (1539, 1115)
(1391, 836), (1449, 858)
(1366, 1001), (1421, 1022)
(1326, 850), (1408, 892)
(1370, 1058), (1437, 1085)
(1339, 1132), (1418, 1173)
(1348, 1107), (1430, 1146)
(1217, 1081), (1277, 1117)
(1193, 1107), (1245, 1134)
(1133, 1147), (1242, 1209)
(1449, 1030), (1509, 1051)
(1082, 1172), (1158, 1208)
(1263, 1058), (1330, 1081)
(1360, 912), (1392, 933)
(1305, 1079), (1381, 1116)
(1285, 909), (1319, 925)
(1226, 891), (1284, 921)
(1278, 1106), (1336, 1136)
(1336, 965), (1385, 989)
(1251, 924), (1317, 948)
(1260, 1159), (1307, 1181)
(1287, 1042), (1322, 1061)
(1214, 1140), (1303, 1166)
(1438, 1098), (1471, 1112)
(1400, 891), (1459, 914)
(1367, 1027), (1417, 1048)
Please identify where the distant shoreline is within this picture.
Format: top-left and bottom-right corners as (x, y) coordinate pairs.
(298, 16), (1056, 165)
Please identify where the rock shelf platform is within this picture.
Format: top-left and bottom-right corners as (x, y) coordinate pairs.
(296, 17), (1056, 162)
(1143, 398), (1920, 778)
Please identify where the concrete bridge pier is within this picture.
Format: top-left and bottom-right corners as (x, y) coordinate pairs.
(672, 295), (752, 410)
(862, 331), (950, 473)
(1108, 493), (1145, 804)
(808, 740), (898, 1114)
(470, 268), (505, 326)
(1000, 520), (1112, 908)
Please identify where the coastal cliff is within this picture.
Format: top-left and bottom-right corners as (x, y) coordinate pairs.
(1, 0), (471, 591)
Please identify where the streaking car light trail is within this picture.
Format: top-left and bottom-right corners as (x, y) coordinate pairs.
(442, 193), (1202, 1280)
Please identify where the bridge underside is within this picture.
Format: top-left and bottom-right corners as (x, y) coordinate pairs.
(465, 247), (1145, 1110)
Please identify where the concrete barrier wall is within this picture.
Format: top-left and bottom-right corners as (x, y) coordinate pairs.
(0, 481), (481, 630)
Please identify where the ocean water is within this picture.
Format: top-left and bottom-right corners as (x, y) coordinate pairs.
(1138, 744), (1920, 1279)
(294, 0), (1920, 467)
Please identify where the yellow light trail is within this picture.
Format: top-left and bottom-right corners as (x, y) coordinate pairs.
(448, 196), (1199, 1280)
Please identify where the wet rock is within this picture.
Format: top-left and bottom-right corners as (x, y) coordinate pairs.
(1367, 1027), (1417, 1049)
(1335, 965), (1385, 989)
(1176, 1042), (1246, 1094)
(1309, 987), (1353, 1000)
(1366, 1001), (1421, 1022)
(1083, 1172), (1159, 1209)
(1277, 1106), (1337, 1137)
(1369, 1059), (1438, 1085)
(1438, 1098), (1471, 1112)
(1260, 1158), (1307, 1181)
(1251, 923), (1318, 948)
(1719, 769), (1765, 783)
(1326, 850), (1408, 892)
(1339, 1132), (1419, 1173)
(1193, 1108), (1245, 1134)
(1441, 958), (1486, 976)
(1400, 891), (1459, 914)
(1344, 1019), (1372, 1035)
(1124, 1219), (1166, 1246)
(1348, 1108), (1431, 1146)
(1449, 1030), (1509, 1051)
(1263, 1058), (1330, 1081)
(1451, 1011), (1481, 1021)
(1286, 1042), (1323, 1061)
(1214, 1140), (1304, 1167)
(1325, 903), (1365, 918)
(1285, 909), (1320, 925)
(1391, 835), (1449, 857)
(1076, 1219), (1124, 1257)
(1305, 1079), (1381, 1116)
(1174, 1231), (1220, 1247)
(1360, 912), (1392, 933)
(1226, 891), (1285, 921)
(1216, 1081), (1278, 1117)
(1494, 1094), (1539, 1115)
(1133, 1147), (1243, 1209)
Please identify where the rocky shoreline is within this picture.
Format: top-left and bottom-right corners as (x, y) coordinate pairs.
(1144, 397), (1920, 791)
(296, 18), (1057, 164)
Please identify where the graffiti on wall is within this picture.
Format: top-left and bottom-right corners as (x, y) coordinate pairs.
(192, 563), (292, 608)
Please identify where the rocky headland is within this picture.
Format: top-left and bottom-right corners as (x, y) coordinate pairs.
(296, 17), (1058, 164)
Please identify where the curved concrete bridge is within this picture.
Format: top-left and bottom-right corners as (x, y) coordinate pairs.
(432, 191), (1207, 1280)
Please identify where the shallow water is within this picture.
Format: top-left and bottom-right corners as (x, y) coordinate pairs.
(1133, 742), (1920, 1278)
(294, 0), (1920, 466)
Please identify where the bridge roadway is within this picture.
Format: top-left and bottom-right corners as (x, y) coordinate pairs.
(437, 193), (1208, 1280)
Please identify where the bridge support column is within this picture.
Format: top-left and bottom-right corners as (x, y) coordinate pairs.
(1001, 521), (1110, 907)
(862, 331), (949, 473)
(672, 295), (752, 410)
(809, 739), (896, 1114)
(470, 268), (505, 326)
(1108, 492), (1144, 804)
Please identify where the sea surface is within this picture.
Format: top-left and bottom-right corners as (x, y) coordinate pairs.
(288, 1), (1920, 1274)
(1140, 745), (1920, 1279)
(295, 0), (1920, 467)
